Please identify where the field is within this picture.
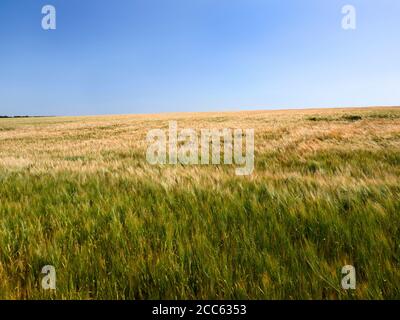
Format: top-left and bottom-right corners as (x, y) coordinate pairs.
(0, 107), (399, 299)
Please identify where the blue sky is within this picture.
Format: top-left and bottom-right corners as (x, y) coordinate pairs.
(0, 0), (399, 116)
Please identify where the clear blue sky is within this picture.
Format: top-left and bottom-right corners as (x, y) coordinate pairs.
(0, 0), (399, 116)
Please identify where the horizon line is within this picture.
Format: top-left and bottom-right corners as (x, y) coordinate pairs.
(1, 105), (399, 119)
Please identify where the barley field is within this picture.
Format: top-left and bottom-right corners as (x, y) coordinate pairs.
(0, 107), (399, 299)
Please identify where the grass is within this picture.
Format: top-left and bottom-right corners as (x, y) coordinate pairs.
(0, 107), (399, 299)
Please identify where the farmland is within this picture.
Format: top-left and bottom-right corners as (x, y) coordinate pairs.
(0, 107), (399, 299)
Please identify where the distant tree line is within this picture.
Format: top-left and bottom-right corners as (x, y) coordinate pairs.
(0, 116), (51, 118)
